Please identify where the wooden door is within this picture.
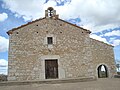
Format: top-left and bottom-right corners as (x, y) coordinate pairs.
(45, 60), (58, 79)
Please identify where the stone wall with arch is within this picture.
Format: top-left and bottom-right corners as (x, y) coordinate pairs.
(96, 63), (109, 78)
(90, 39), (117, 78)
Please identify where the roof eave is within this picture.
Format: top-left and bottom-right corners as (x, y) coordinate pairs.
(6, 17), (46, 35)
(58, 18), (91, 34)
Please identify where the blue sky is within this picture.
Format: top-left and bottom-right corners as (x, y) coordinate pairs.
(0, 0), (120, 74)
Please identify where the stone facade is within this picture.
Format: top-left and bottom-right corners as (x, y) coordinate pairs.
(7, 7), (116, 81)
(90, 39), (116, 78)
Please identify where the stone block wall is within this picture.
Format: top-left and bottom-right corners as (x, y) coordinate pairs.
(8, 18), (116, 81)
(90, 39), (116, 78)
(8, 18), (94, 81)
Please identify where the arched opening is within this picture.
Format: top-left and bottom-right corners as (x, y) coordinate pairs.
(47, 7), (54, 17)
(97, 65), (108, 78)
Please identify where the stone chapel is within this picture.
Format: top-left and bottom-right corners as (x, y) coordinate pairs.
(7, 7), (116, 81)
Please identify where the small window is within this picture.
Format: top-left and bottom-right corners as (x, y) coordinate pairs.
(47, 37), (53, 44)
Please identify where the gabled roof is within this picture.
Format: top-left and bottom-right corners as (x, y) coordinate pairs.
(90, 38), (113, 47)
(7, 17), (91, 35)
(7, 17), (45, 35)
(6, 16), (113, 47)
(58, 19), (91, 34)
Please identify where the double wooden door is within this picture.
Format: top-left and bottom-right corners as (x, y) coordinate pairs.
(45, 60), (58, 79)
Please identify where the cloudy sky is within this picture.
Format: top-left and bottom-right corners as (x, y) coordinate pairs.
(0, 0), (120, 74)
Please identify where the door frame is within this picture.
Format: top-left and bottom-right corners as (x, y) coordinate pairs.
(45, 59), (58, 79)
(41, 55), (65, 79)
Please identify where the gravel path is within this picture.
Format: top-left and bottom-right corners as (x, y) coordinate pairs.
(0, 78), (120, 90)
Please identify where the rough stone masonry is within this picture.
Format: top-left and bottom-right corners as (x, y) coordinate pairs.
(7, 7), (116, 81)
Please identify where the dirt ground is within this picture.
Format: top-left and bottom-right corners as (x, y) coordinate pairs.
(0, 78), (120, 90)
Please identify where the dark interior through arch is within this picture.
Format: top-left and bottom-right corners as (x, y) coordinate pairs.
(97, 65), (108, 78)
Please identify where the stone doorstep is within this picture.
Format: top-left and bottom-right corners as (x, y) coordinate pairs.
(0, 77), (96, 86)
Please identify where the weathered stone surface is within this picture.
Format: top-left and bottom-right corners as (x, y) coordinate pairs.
(90, 39), (116, 78)
(0, 74), (7, 81)
(7, 8), (116, 81)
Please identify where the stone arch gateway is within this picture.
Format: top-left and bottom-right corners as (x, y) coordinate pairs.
(97, 65), (108, 78)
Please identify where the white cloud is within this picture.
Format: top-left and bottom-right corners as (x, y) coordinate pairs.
(2, 0), (46, 21)
(2, 0), (120, 33)
(112, 39), (120, 46)
(0, 13), (8, 22)
(90, 34), (108, 44)
(0, 36), (9, 52)
(109, 37), (120, 46)
(109, 37), (116, 42)
(0, 59), (8, 66)
(104, 30), (120, 36)
(55, 0), (120, 33)
(0, 59), (8, 75)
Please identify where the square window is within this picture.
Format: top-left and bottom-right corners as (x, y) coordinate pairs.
(47, 37), (53, 44)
